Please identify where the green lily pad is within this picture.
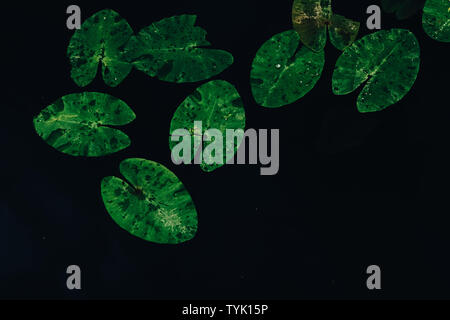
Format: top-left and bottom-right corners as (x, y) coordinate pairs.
(123, 15), (233, 83)
(292, 0), (360, 52)
(381, 0), (426, 20)
(101, 158), (198, 244)
(67, 9), (133, 87)
(250, 30), (325, 108)
(169, 80), (246, 172)
(332, 29), (420, 113)
(33, 92), (135, 156)
(423, 0), (450, 42)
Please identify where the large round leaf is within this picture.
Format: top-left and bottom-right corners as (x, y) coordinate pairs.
(250, 30), (325, 108)
(34, 92), (135, 157)
(169, 80), (246, 172)
(292, 0), (359, 52)
(67, 9), (133, 87)
(423, 0), (450, 42)
(123, 15), (233, 83)
(332, 29), (420, 113)
(101, 158), (198, 244)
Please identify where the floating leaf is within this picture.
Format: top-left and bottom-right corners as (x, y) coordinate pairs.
(292, 0), (360, 52)
(33, 92), (135, 156)
(101, 158), (198, 244)
(332, 29), (420, 113)
(381, 0), (426, 20)
(123, 15), (233, 83)
(250, 30), (325, 108)
(169, 80), (246, 172)
(328, 14), (361, 51)
(423, 0), (450, 42)
(67, 9), (133, 87)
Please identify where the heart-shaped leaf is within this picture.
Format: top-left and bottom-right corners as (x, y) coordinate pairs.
(423, 0), (450, 42)
(169, 80), (246, 172)
(123, 15), (233, 83)
(332, 29), (420, 113)
(34, 92), (135, 156)
(250, 30), (325, 108)
(292, 0), (360, 52)
(101, 158), (198, 244)
(67, 9), (133, 87)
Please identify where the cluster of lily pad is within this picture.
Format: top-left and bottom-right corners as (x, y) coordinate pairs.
(34, 9), (248, 244)
(33, 0), (449, 244)
(250, 0), (448, 110)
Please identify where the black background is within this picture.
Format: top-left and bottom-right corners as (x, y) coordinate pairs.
(1, 0), (450, 299)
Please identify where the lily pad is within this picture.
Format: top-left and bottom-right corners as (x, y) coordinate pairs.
(123, 15), (233, 83)
(169, 80), (246, 172)
(101, 158), (198, 244)
(250, 30), (325, 108)
(328, 14), (361, 51)
(423, 0), (450, 42)
(381, 0), (426, 20)
(67, 9), (133, 87)
(292, 0), (360, 52)
(332, 29), (420, 113)
(33, 92), (135, 157)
